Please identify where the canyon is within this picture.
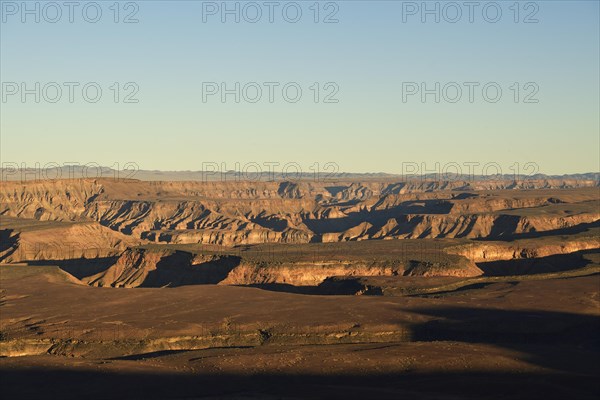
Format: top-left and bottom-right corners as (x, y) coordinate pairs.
(1, 177), (598, 399)
(1, 178), (598, 288)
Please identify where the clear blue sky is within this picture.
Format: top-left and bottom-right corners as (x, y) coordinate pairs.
(1, 0), (599, 175)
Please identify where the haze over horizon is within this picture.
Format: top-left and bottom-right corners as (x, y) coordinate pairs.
(1, 1), (599, 175)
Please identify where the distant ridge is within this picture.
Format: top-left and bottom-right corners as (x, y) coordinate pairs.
(1, 166), (598, 183)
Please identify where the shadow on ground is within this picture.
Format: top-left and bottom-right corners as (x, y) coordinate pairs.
(477, 249), (596, 276)
(406, 306), (600, 375)
(24, 256), (119, 279)
(0, 369), (598, 400)
(476, 220), (600, 242)
(1, 307), (598, 399)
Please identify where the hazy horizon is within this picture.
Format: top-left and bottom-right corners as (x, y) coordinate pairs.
(2, 0), (599, 175)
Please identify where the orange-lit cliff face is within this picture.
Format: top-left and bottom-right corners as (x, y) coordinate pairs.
(0, 179), (598, 247)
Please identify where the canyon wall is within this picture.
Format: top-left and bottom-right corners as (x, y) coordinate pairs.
(1, 179), (598, 246)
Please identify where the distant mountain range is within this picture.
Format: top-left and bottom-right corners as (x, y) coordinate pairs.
(1, 166), (598, 182)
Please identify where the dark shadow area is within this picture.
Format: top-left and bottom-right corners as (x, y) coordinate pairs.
(240, 278), (384, 296)
(241, 282), (322, 295)
(324, 185), (350, 197)
(303, 201), (453, 235)
(188, 255), (242, 284)
(249, 213), (289, 232)
(0, 369), (597, 400)
(317, 277), (384, 295)
(477, 250), (594, 276)
(488, 215), (522, 238)
(408, 306), (600, 374)
(394, 199), (454, 214)
(109, 350), (191, 361)
(22, 251), (242, 287)
(140, 252), (241, 287)
(0, 229), (18, 261)
(477, 220), (600, 241)
(24, 256), (120, 279)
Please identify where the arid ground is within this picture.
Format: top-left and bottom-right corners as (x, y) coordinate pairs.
(1, 178), (599, 399)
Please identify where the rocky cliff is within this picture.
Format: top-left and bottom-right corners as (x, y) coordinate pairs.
(1, 179), (597, 246)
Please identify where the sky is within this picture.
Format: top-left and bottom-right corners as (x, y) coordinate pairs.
(1, 0), (599, 176)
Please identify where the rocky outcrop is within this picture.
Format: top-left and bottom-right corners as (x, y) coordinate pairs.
(0, 180), (103, 221)
(83, 249), (241, 288)
(0, 219), (139, 263)
(446, 236), (600, 263)
(82, 247), (483, 288)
